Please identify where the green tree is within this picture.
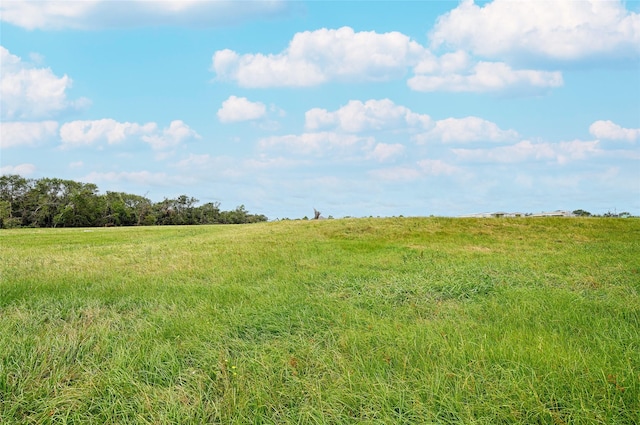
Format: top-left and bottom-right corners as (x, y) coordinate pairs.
(1, 175), (268, 228)
(22, 178), (102, 228)
(53, 181), (102, 227)
(25, 178), (66, 227)
(0, 174), (32, 226)
(102, 191), (152, 226)
(0, 200), (10, 228)
(196, 201), (221, 224)
(573, 209), (592, 217)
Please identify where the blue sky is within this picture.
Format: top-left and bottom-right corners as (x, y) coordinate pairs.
(1, 0), (639, 219)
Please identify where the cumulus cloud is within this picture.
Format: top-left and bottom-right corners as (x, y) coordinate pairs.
(0, 0), (291, 30)
(302, 99), (518, 149)
(589, 120), (640, 142)
(141, 120), (201, 150)
(212, 26), (425, 87)
(305, 99), (431, 132)
(367, 143), (405, 162)
(453, 139), (601, 164)
(258, 129), (403, 163)
(1, 121), (59, 148)
(217, 96), (267, 123)
(415, 116), (519, 144)
(59, 119), (199, 150)
(430, 0), (640, 61)
(0, 163), (36, 176)
(258, 132), (374, 157)
(0, 46), (88, 120)
(408, 61), (563, 93)
(211, 24), (569, 94)
(60, 119), (157, 147)
(413, 50), (471, 75)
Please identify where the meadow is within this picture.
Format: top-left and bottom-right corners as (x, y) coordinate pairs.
(1, 217), (638, 424)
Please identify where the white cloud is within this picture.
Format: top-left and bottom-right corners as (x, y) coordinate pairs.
(212, 26), (425, 87)
(305, 99), (431, 133)
(0, 46), (88, 120)
(59, 119), (199, 150)
(60, 119), (157, 147)
(430, 0), (640, 61)
(413, 50), (471, 74)
(367, 143), (405, 162)
(303, 99), (518, 147)
(141, 120), (201, 150)
(0, 0), (290, 30)
(589, 120), (640, 142)
(217, 96), (267, 123)
(0, 163), (36, 176)
(211, 24), (568, 94)
(408, 61), (563, 93)
(304, 108), (335, 131)
(0, 121), (59, 148)
(258, 132), (374, 157)
(415, 116), (519, 144)
(453, 139), (601, 164)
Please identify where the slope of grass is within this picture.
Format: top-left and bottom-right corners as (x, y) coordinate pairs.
(1, 218), (639, 424)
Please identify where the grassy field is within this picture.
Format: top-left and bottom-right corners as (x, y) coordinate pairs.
(1, 217), (639, 424)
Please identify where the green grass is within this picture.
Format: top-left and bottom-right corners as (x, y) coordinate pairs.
(1, 217), (639, 424)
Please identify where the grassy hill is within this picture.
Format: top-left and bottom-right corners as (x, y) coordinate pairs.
(1, 217), (639, 424)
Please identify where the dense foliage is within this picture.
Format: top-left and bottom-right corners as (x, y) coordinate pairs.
(0, 174), (267, 228)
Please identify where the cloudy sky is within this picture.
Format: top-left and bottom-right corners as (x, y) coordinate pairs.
(1, 0), (639, 218)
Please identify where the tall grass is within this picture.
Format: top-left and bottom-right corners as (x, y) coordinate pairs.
(1, 218), (639, 423)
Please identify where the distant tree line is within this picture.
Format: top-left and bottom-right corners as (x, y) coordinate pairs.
(0, 175), (267, 229)
(572, 209), (633, 218)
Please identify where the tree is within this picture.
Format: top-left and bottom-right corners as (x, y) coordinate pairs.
(247, 213), (268, 223)
(0, 200), (10, 228)
(0, 175), (268, 228)
(573, 209), (592, 217)
(122, 193), (154, 226)
(103, 192), (132, 226)
(175, 195), (199, 225)
(102, 192), (154, 226)
(25, 178), (67, 227)
(53, 181), (102, 227)
(0, 174), (32, 226)
(220, 205), (248, 224)
(196, 202), (221, 224)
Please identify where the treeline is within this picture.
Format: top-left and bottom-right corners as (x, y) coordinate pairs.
(572, 209), (632, 218)
(0, 175), (267, 229)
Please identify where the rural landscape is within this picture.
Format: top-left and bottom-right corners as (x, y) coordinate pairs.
(1, 214), (638, 423)
(2, 0), (639, 422)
